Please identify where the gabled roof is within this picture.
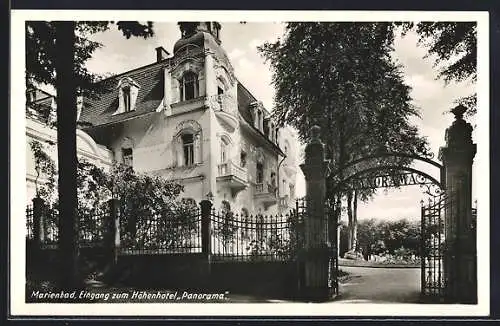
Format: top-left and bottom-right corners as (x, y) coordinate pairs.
(79, 63), (164, 127)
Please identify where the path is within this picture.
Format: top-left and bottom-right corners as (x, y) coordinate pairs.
(337, 266), (421, 304)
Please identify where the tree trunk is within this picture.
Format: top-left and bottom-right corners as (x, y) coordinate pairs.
(347, 191), (353, 251)
(353, 190), (358, 251)
(55, 21), (80, 289)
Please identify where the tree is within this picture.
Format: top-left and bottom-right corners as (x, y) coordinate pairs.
(26, 21), (154, 289)
(356, 218), (421, 260)
(399, 22), (477, 115)
(259, 23), (430, 251)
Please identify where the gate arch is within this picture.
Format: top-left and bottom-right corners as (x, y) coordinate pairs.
(327, 151), (445, 193)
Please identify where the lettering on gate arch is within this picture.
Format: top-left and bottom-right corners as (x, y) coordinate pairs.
(327, 152), (445, 195)
(347, 171), (434, 191)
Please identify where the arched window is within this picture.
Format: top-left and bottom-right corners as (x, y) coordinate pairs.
(180, 71), (199, 101)
(182, 133), (194, 166)
(174, 120), (202, 168)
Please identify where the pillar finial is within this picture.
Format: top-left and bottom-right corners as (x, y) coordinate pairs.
(451, 104), (468, 120)
(310, 125), (321, 143)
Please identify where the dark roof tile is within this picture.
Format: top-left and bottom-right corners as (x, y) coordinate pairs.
(79, 63), (164, 127)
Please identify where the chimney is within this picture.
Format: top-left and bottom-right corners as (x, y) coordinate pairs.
(155, 46), (170, 62)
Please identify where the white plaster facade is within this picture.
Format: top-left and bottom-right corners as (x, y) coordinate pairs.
(25, 22), (299, 216)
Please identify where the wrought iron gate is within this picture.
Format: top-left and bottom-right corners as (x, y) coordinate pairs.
(420, 193), (450, 301)
(326, 198), (339, 297)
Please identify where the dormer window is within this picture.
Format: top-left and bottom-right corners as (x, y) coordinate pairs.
(114, 77), (139, 115)
(180, 71), (199, 101)
(123, 86), (131, 112)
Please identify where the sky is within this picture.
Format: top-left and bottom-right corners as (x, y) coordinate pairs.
(84, 22), (477, 222)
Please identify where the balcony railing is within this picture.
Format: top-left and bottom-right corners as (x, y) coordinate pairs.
(254, 183), (277, 196)
(218, 161), (248, 182)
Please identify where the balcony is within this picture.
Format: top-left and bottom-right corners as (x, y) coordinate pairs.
(216, 161), (248, 196)
(213, 94), (238, 132)
(254, 182), (278, 209)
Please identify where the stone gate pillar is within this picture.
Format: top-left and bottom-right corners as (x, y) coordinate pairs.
(439, 104), (477, 303)
(299, 125), (330, 301)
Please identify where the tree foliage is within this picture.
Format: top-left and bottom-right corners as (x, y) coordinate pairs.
(259, 22), (430, 181)
(399, 22), (477, 115)
(354, 218), (421, 259)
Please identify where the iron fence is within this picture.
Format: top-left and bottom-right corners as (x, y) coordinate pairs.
(26, 204), (33, 239)
(79, 207), (109, 247)
(25, 202), (110, 248)
(209, 208), (303, 262)
(43, 206), (59, 246)
(119, 205), (202, 255)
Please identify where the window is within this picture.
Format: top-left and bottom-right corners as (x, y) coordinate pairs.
(182, 198), (197, 209)
(240, 151), (247, 168)
(220, 140), (228, 163)
(221, 200), (231, 214)
(174, 120), (202, 167)
(123, 86), (131, 112)
(270, 172), (277, 193)
(270, 172), (276, 186)
(182, 133), (194, 166)
(114, 77), (139, 115)
(256, 163), (264, 184)
(180, 72), (198, 101)
(122, 148), (133, 167)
